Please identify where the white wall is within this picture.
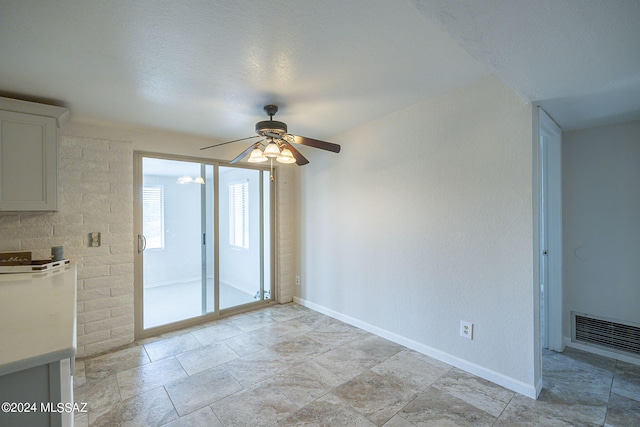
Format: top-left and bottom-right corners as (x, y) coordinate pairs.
(297, 76), (536, 396)
(563, 120), (640, 335)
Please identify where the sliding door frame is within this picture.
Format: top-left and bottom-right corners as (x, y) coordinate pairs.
(133, 151), (276, 339)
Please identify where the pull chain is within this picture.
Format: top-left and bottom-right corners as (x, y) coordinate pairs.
(270, 158), (274, 182)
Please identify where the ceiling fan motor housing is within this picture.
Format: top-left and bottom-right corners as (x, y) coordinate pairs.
(255, 120), (287, 137)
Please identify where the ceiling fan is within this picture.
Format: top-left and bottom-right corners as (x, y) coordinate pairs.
(200, 105), (341, 167)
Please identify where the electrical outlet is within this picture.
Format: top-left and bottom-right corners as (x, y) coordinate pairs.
(295, 275), (301, 286)
(460, 321), (473, 340)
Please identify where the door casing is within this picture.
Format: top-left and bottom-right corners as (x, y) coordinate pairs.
(533, 106), (563, 397)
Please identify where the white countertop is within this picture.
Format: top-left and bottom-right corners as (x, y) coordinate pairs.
(0, 264), (77, 376)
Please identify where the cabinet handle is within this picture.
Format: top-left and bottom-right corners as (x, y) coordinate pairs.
(138, 234), (147, 253)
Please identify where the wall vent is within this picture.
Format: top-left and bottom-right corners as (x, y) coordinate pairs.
(572, 312), (640, 357)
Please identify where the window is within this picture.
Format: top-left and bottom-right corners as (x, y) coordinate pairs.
(229, 180), (249, 249)
(143, 185), (164, 249)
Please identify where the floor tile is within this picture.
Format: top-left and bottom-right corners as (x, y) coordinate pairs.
(542, 349), (616, 407)
(400, 386), (497, 427)
(279, 393), (378, 427)
(116, 357), (187, 400)
(305, 321), (369, 348)
(143, 333), (201, 361)
(605, 392), (640, 427)
(539, 374), (613, 407)
(266, 303), (306, 322)
(211, 381), (299, 426)
(222, 332), (267, 356)
(381, 414), (415, 427)
(431, 367), (514, 417)
(228, 310), (277, 332)
(161, 407), (222, 427)
(371, 349), (450, 392)
(89, 387), (177, 427)
(544, 347), (617, 373)
(265, 359), (345, 407)
(223, 347), (301, 387)
(333, 369), (423, 425)
(314, 335), (404, 381)
(176, 341), (239, 375)
(611, 361), (640, 402)
(245, 319), (314, 348)
(495, 393), (607, 427)
(191, 321), (244, 346)
(74, 358), (86, 388)
(164, 366), (243, 416)
(85, 345), (150, 380)
(74, 374), (121, 422)
(296, 310), (336, 329)
(264, 334), (329, 362)
(73, 412), (89, 427)
(136, 326), (202, 346)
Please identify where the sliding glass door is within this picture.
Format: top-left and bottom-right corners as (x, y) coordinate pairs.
(134, 154), (273, 335)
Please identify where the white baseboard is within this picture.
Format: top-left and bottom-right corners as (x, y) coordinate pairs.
(535, 378), (543, 398)
(294, 296), (538, 399)
(563, 336), (640, 366)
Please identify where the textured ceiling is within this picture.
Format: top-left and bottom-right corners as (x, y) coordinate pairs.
(414, 0), (640, 130)
(1, 1), (639, 143)
(0, 0), (488, 143)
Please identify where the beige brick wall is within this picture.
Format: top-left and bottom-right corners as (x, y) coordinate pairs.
(276, 165), (296, 303)
(0, 122), (296, 358)
(0, 134), (135, 358)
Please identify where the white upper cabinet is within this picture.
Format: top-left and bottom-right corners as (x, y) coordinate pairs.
(0, 97), (68, 211)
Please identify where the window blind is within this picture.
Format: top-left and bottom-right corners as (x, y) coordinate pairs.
(143, 185), (164, 249)
(229, 180), (249, 248)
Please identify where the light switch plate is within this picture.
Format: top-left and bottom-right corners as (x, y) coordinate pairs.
(89, 232), (101, 247)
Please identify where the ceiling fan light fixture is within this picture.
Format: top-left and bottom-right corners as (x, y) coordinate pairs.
(276, 148), (296, 164)
(247, 147), (268, 163)
(263, 141), (281, 158)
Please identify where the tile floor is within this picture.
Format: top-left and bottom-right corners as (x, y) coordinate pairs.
(74, 303), (640, 426)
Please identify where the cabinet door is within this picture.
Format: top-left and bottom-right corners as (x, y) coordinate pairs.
(0, 110), (57, 211)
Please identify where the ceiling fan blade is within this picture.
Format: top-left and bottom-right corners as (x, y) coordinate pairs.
(200, 135), (260, 151)
(285, 143), (310, 166)
(290, 134), (341, 153)
(229, 142), (259, 164)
